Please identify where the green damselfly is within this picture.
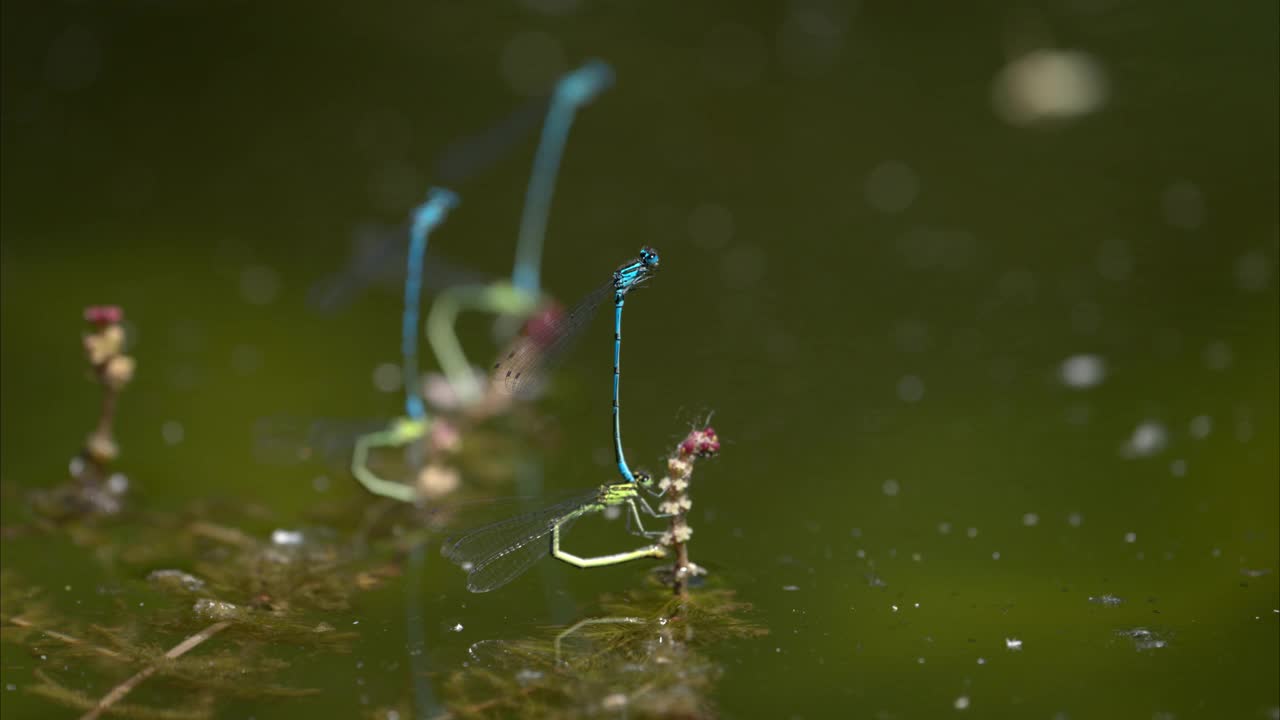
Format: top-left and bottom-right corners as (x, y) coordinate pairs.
(441, 475), (670, 593)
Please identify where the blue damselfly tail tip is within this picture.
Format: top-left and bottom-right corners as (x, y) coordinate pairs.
(559, 60), (616, 105)
(639, 246), (660, 268)
(411, 188), (461, 230)
(425, 187), (461, 207)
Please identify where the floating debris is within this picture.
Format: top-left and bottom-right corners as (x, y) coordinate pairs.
(270, 529), (306, 546)
(1118, 627), (1168, 651)
(1088, 594), (1124, 607)
(147, 570), (206, 593)
(1005, 637), (1023, 651)
(193, 599), (246, 622)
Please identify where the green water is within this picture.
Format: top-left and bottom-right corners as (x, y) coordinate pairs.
(2, 2), (1277, 718)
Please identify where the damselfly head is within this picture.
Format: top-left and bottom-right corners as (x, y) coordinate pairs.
(635, 471), (654, 488)
(639, 246), (660, 268)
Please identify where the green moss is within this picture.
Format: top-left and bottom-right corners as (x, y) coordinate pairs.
(438, 579), (767, 719)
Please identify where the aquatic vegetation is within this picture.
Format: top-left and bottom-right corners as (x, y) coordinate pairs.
(434, 582), (766, 719)
(654, 425), (721, 599)
(0, 502), (410, 717)
(30, 306), (136, 522)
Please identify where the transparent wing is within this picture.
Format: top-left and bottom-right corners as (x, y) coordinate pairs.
(491, 280), (612, 398)
(434, 95), (549, 184)
(441, 492), (594, 592)
(308, 223), (496, 314)
(252, 416), (385, 467)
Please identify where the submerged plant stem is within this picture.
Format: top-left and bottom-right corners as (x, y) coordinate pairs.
(658, 426), (720, 599)
(7, 616), (125, 660)
(80, 621), (231, 720)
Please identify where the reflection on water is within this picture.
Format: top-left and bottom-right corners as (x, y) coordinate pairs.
(439, 585), (765, 719)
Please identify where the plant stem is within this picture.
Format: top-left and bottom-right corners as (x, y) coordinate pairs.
(659, 426), (720, 599)
(80, 621), (231, 720)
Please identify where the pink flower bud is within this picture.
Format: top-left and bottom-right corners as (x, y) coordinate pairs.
(84, 306), (123, 326)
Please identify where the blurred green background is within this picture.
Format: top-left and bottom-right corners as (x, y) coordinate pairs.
(2, 1), (1277, 718)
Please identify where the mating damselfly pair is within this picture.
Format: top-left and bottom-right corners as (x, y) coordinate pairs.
(439, 246), (669, 592)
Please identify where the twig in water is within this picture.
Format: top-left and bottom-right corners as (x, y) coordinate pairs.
(6, 616), (125, 660)
(79, 620), (231, 720)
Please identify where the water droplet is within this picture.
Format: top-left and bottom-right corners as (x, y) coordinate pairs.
(1161, 180), (1205, 230)
(864, 161), (920, 214)
(1201, 341), (1233, 371)
(161, 420), (184, 446)
(882, 479), (900, 497)
(1022, 512), (1040, 527)
(991, 49), (1107, 126)
(1234, 250), (1272, 292)
(1189, 415), (1213, 439)
(240, 265), (281, 305)
(777, 1), (848, 77)
(1121, 421), (1168, 458)
(1005, 637), (1023, 651)
(1059, 354), (1105, 389)
(897, 375), (925, 403)
(954, 695), (971, 710)
(231, 344), (263, 375)
(372, 362), (402, 393)
(1096, 237), (1133, 282)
